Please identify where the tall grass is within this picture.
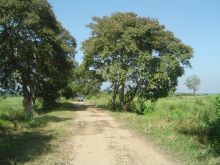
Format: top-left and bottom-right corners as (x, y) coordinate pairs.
(0, 96), (24, 129)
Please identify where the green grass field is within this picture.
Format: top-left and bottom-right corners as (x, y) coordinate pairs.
(89, 93), (220, 165)
(0, 96), (75, 164)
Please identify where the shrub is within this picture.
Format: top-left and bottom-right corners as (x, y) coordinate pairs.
(130, 100), (146, 115)
(144, 102), (157, 114)
(214, 97), (220, 117)
(129, 100), (157, 115)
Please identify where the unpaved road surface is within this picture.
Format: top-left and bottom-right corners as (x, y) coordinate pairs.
(71, 102), (175, 165)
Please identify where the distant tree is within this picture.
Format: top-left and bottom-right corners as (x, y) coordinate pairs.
(0, 0), (76, 118)
(185, 75), (201, 95)
(82, 12), (193, 112)
(74, 67), (102, 97)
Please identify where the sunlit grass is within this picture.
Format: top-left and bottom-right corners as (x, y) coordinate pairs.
(90, 93), (220, 165)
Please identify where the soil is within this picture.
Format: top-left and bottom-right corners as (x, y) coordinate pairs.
(68, 102), (175, 165)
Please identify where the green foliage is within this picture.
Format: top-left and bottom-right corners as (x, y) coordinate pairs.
(130, 100), (156, 115)
(202, 97), (220, 151)
(131, 100), (146, 115)
(214, 97), (220, 117)
(144, 102), (157, 114)
(0, 0), (76, 118)
(167, 104), (188, 122)
(82, 12), (193, 111)
(62, 85), (76, 99)
(69, 67), (102, 97)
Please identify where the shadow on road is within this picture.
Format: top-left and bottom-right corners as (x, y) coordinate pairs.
(73, 102), (103, 111)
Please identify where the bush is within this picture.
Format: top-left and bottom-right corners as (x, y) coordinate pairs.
(130, 100), (156, 115)
(130, 100), (146, 115)
(144, 102), (157, 114)
(214, 97), (220, 117)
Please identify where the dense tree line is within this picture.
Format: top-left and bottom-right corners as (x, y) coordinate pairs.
(0, 1), (194, 117)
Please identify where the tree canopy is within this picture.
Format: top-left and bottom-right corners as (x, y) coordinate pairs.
(82, 12), (193, 112)
(0, 0), (76, 118)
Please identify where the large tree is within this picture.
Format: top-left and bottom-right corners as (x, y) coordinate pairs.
(185, 75), (201, 95)
(0, 0), (76, 118)
(82, 12), (193, 112)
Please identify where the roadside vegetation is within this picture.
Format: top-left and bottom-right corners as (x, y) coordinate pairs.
(89, 93), (220, 165)
(0, 1), (218, 164)
(0, 0), (76, 119)
(0, 96), (75, 164)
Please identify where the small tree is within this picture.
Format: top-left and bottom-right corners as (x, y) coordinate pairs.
(185, 75), (201, 95)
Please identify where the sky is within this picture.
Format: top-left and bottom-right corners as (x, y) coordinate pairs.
(48, 0), (220, 94)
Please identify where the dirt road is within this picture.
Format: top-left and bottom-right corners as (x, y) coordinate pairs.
(71, 102), (175, 165)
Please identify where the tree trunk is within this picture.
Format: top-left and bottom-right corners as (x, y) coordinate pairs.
(119, 83), (128, 112)
(193, 88), (196, 95)
(23, 86), (36, 119)
(118, 81), (141, 112)
(110, 84), (119, 111)
(121, 102), (128, 112)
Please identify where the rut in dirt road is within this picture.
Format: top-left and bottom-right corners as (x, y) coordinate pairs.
(71, 102), (175, 165)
